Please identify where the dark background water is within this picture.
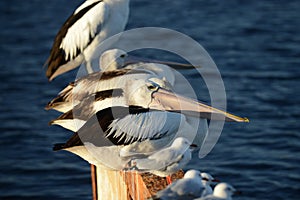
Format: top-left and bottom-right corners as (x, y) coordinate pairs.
(1, 0), (299, 199)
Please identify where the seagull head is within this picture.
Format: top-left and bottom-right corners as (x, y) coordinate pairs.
(213, 183), (238, 199)
(183, 169), (202, 179)
(171, 137), (191, 149)
(99, 49), (128, 71)
(201, 172), (220, 185)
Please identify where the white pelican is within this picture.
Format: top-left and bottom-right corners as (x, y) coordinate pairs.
(52, 76), (248, 171)
(128, 137), (193, 184)
(98, 48), (196, 79)
(194, 183), (238, 200)
(45, 48), (197, 112)
(153, 169), (205, 200)
(49, 75), (171, 131)
(45, 0), (130, 81)
(45, 68), (154, 113)
(49, 73), (247, 133)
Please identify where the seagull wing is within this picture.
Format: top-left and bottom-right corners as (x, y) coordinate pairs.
(134, 148), (182, 170)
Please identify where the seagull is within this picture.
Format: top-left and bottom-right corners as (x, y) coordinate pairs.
(200, 172), (220, 197)
(45, 0), (130, 81)
(52, 76), (248, 170)
(128, 137), (193, 184)
(152, 169), (205, 200)
(194, 183), (238, 200)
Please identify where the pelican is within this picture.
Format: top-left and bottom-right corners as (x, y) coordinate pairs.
(52, 76), (248, 171)
(45, 48), (198, 112)
(194, 183), (239, 200)
(152, 169), (205, 200)
(45, 0), (130, 81)
(49, 74), (248, 132)
(48, 75), (170, 131)
(98, 48), (197, 80)
(45, 68), (155, 113)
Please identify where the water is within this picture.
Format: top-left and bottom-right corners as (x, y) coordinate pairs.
(1, 0), (299, 199)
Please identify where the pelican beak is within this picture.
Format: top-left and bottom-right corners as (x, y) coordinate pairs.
(124, 55), (200, 69)
(150, 88), (249, 122)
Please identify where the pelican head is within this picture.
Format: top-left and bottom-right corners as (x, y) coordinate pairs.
(124, 77), (171, 108)
(122, 76), (248, 122)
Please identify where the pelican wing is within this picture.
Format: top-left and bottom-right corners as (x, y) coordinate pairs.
(106, 110), (182, 144)
(60, 1), (108, 61)
(53, 106), (184, 150)
(46, 0), (105, 79)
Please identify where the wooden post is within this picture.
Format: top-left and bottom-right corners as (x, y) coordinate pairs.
(91, 165), (98, 200)
(91, 166), (184, 200)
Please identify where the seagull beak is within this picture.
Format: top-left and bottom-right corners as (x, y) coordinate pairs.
(212, 178), (221, 183)
(124, 55), (199, 69)
(150, 88), (249, 122)
(234, 190), (242, 195)
(190, 144), (198, 148)
(189, 144), (199, 152)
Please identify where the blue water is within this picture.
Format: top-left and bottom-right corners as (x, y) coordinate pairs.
(1, 0), (299, 199)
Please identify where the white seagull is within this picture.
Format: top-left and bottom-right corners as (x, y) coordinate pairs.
(194, 183), (238, 200)
(200, 172), (220, 197)
(128, 137), (193, 184)
(45, 0), (130, 81)
(152, 169), (205, 200)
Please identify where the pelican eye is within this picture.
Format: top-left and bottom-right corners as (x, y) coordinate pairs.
(120, 54), (126, 58)
(147, 84), (159, 91)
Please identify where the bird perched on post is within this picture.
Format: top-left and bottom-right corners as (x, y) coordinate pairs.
(128, 137), (194, 184)
(194, 183), (239, 200)
(152, 169), (205, 200)
(200, 172), (220, 197)
(45, 0), (130, 81)
(51, 74), (247, 169)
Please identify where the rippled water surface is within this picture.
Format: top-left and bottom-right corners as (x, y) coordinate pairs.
(1, 0), (299, 199)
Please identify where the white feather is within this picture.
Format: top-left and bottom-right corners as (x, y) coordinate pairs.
(155, 170), (205, 199)
(61, 1), (108, 60)
(106, 111), (182, 144)
(131, 137), (192, 177)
